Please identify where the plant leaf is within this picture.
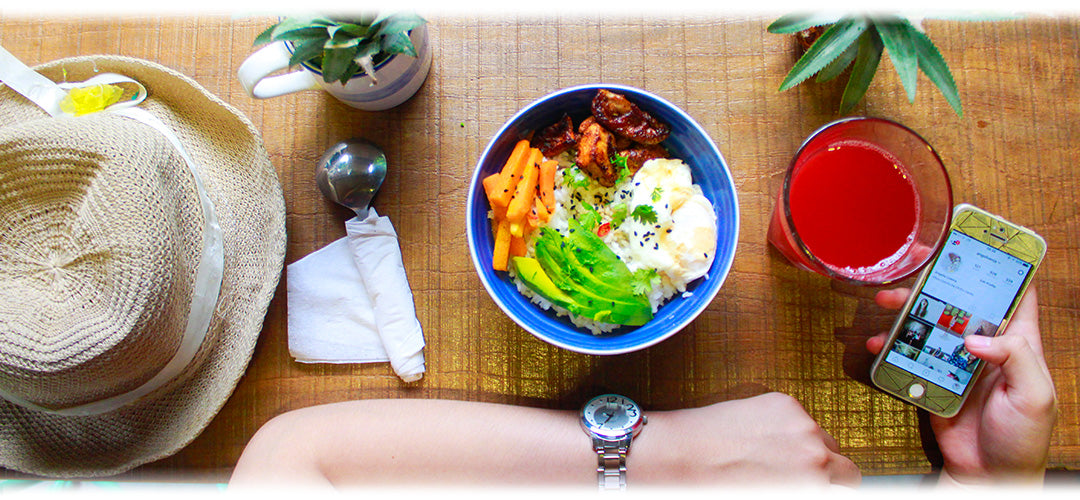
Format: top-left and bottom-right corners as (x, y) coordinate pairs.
(321, 36), (360, 84)
(815, 41), (858, 82)
(767, 13), (844, 34)
(910, 26), (963, 117)
(271, 17), (331, 38)
(840, 28), (884, 114)
(271, 26), (327, 43)
(778, 17), (869, 92)
(288, 37), (325, 67)
(337, 23), (370, 38)
(371, 12), (427, 38)
(380, 31), (417, 57)
(876, 18), (919, 102)
(254, 24), (276, 46)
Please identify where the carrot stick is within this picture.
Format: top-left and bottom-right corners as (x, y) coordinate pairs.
(533, 196), (550, 223)
(509, 234), (528, 257)
(483, 171), (501, 200)
(490, 140), (531, 208)
(538, 159), (557, 213)
(483, 172), (509, 220)
(493, 219), (512, 271)
(506, 149), (541, 223)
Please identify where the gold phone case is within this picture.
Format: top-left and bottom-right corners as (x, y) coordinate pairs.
(871, 203), (1046, 417)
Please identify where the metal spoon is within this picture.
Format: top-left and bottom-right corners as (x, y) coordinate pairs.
(315, 139), (387, 220)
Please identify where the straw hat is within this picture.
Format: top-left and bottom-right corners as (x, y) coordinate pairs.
(0, 55), (285, 477)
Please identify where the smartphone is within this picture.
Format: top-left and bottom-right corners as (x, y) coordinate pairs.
(870, 203), (1046, 417)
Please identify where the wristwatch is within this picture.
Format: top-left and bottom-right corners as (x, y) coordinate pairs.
(580, 394), (646, 490)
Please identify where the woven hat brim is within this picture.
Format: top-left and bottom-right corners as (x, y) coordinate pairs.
(0, 55), (286, 478)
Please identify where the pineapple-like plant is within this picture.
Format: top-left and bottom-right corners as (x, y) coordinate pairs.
(254, 13), (426, 86)
(768, 13), (1009, 117)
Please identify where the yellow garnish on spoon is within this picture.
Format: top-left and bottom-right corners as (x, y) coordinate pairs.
(60, 83), (124, 116)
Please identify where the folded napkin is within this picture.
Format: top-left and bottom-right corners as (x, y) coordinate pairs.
(287, 209), (425, 382)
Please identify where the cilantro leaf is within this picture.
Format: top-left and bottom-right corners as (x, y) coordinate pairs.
(577, 203), (600, 231)
(566, 165), (591, 189)
(631, 268), (658, 295)
(651, 186), (663, 202)
(630, 205), (658, 225)
(612, 154), (631, 184)
(610, 202), (628, 228)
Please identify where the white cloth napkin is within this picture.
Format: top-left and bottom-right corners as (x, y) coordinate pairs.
(287, 209), (425, 382)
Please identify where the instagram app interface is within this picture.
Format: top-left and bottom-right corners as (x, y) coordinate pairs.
(885, 229), (1032, 394)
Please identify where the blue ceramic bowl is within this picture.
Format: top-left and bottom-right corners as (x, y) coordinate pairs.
(467, 84), (739, 355)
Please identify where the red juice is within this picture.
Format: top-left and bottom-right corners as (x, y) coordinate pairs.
(788, 139), (919, 275)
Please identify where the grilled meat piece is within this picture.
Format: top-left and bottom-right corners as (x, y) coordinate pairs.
(575, 118), (618, 187)
(531, 113), (578, 157)
(591, 89), (670, 145)
(619, 143), (670, 172)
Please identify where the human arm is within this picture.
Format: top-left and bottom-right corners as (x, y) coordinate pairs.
(867, 287), (1057, 486)
(228, 393), (860, 488)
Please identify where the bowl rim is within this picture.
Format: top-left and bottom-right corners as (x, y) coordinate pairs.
(466, 83), (739, 355)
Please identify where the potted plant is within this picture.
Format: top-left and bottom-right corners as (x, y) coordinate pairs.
(237, 13), (432, 111)
(768, 13), (1015, 117)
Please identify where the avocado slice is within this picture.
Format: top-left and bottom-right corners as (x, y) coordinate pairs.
(511, 256), (578, 311)
(513, 256), (644, 325)
(562, 219), (642, 300)
(534, 228), (652, 326)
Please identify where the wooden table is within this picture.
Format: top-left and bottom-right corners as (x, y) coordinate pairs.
(1, 14), (1077, 483)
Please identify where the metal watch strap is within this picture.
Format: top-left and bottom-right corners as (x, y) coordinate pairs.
(593, 437), (630, 491)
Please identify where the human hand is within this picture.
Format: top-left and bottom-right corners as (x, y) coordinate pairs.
(633, 392), (861, 487)
(867, 287), (1056, 485)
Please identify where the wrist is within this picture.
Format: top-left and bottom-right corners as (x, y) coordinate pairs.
(939, 466), (1045, 488)
(624, 410), (697, 485)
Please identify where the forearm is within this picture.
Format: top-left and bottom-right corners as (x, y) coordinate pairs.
(230, 393), (860, 488)
(230, 399), (596, 488)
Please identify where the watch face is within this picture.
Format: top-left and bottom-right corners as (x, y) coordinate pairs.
(582, 394), (643, 439)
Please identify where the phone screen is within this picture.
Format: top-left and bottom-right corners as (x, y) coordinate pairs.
(882, 229), (1033, 395)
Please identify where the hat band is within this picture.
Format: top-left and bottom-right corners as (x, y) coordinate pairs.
(0, 45), (225, 416)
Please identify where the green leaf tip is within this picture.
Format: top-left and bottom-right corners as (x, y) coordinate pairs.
(778, 17), (869, 92)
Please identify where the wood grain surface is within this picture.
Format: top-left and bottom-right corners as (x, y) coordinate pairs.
(0, 14), (1077, 482)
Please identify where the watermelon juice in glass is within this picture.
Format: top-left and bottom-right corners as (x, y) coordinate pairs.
(768, 117), (953, 285)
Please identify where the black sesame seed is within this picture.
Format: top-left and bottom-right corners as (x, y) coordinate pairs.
(666, 229), (672, 233)
(654, 243), (659, 250)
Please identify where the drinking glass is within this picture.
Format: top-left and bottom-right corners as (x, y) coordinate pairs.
(768, 117), (953, 285)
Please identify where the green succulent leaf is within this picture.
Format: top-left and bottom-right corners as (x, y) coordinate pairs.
(380, 32), (418, 57)
(778, 17), (869, 92)
(816, 41), (858, 82)
(336, 23), (371, 38)
(910, 25), (963, 117)
(322, 35), (361, 84)
(289, 37), (326, 67)
(840, 28), (885, 114)
(767, 12), (844, 34)
(371, 12), (427, 37)
(253, 24), (276, 46)
(271, 27), (328, 44)
(876, 18), (919, 102)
